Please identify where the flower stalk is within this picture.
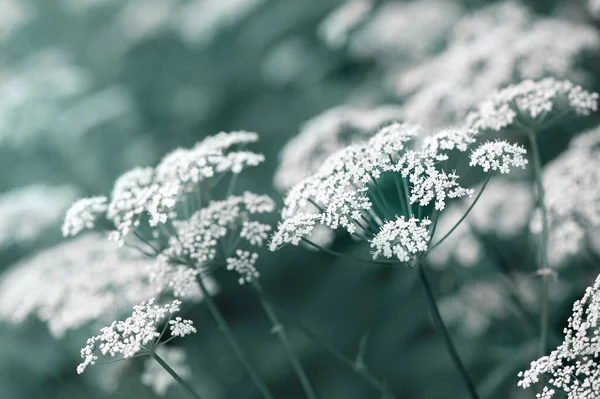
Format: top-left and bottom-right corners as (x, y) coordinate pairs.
(151, 351), (204, 399)
(252, 280), (318, 399)
(416, 262), (480, 399)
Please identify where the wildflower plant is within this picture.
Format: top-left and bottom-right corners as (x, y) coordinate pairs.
(271, 121), (528, 399)
(61, 131), (316, 399)
(518, 273), (600, 399)
(468, 78), (599, 357)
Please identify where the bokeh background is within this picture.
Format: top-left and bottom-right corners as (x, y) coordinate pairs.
(1, 0), (600, 398)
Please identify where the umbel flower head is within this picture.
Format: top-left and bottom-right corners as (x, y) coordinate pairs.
(467, 78), (599, 134)
(270, 122), (528, 264)
(77, 299), (196, 374)
(390, 1), (600, 127)
(62, 131), (275, 288)
(518, 272), (600, 399)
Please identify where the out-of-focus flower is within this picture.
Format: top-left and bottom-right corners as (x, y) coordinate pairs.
(0, 0), (33, 41)
(0, 184), (79, 249)
(141, 346), (191, 396)
(274, 105), (406, 191)
(440, 275), (537, 336)
(392, 2), (600, 127)
(518, 273), (600, 398)
(0, 234), (215, 337)
(77, 299), (196, 374)
(530, 127), (600, 266)
(466, 78), (598, 133)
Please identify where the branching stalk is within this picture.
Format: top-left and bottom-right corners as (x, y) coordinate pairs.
(196, 276), (274, 399)
(252, 280), (318, 399)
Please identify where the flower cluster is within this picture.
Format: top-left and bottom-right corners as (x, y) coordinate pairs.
(391, 2), (600, 127)
(77, 299), (196, 374)
(518, 273), (600, 399)
(469, 140), (528, 174)
(370, 217), (432, 262)
(271, 122), (527, 261)
(274, 105), (406, 190)
(62, 196), (108, 237)
(63, 131), (265, 244)
(466, 78), (599, 133)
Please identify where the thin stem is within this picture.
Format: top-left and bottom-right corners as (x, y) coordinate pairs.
(252, 280), (318, 399)
(417, 263), (480, 399)
(300, 238), (397, 265)
(226, 173), (239, 198)
(272, 304), (396, 398)
(196, 276), (274, 399)
(426, 172), (492, 254)
(527, 131), (551, 357)
(151, 352), (204, 399)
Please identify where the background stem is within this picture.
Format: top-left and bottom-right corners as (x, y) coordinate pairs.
(252, 280), (318, 399)
(196, 276), (274, 399)
(527, 131), (551, 357)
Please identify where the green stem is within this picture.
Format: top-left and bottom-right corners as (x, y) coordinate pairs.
(196, 277), (274, 399)
(272, 304), (396, 398)
(426, 172), (492, 254)
(417, 263), (480, 399)
(252, 280), (318, 399)
(527, 131), (551, 357)
(151, 352), (204, 399)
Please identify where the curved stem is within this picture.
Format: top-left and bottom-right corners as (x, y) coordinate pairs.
(252, 280), (318, 399)
(151, 352), (204, 399)
(417, 263), (480, 399)
(527, 131), (551, 357)
(426, 172), (492, 254)
(196, 276), (274, 399)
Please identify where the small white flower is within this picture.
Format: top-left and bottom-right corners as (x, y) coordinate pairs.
(62, 196), (108, 237)
(370, 216), (431, 262)
(77, 299), (195, 374)
(226, 250), (259, 284)
(469, 140), (528, 174)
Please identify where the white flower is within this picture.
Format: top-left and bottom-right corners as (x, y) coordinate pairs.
(518, 273), (600, 398)
(241, 220), (272, 246)
(274, 105), (406, 190)
(466, 78), (598, 133)
(62, 196), (108, 237)
(469, 140), (528, 174)
(0, 184), (78, 248)
(391, 2), (600, 127)
(370, 217), (431, 262)
(141, 346), (191, 396)
(226, 250), (260, 284)
(77, 299), (195, 374)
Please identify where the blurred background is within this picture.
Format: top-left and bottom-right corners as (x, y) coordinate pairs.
(0, 0), (599, 398)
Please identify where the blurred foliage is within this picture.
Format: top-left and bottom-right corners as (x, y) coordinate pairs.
(0, 0), (600, 398)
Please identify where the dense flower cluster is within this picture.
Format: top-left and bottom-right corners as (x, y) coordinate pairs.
(271, 122), (527, 261)
(467, 78), (599, 133)
(77, 299), (196, 374)
(63, 131), (265, 243)
(0, 234), (206, 337)
(370, 217), (432, 262)
(530, 128), (600, 265)
(62, 196), (108, 237)
(518, 273), (600, 398)
(274, 105), (406, 190)
(469, 140), (528, 174)
(391, 2), (600, 127)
